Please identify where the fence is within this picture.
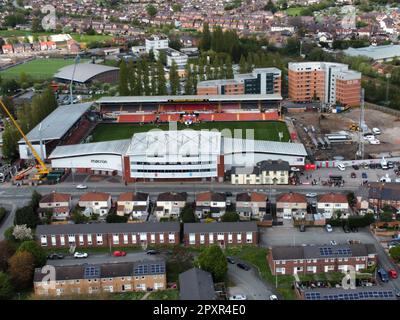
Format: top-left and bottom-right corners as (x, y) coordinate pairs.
(365, 102), (400, 118)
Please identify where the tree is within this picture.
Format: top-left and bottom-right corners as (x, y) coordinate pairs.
(180, 205), (196, 223)
(225, 56), (234, 79)
(158, 50), (167, 66)
(146, 4), (158, 17)
(30, 190), (42, 211)
(142, 60), (151, 95)
(0, 241), (15, 272)
(197, 245), (228, 282)
(2, 122), (19, 161)
(184, 63), (193, 95)
(14, 206), (39, 229)
(156, 61), (167, 95)
(150, 65), (157, 95)
(71, 208), (89, 224)
(0, 79), (20, 95)
(169, 60), (180, 95)
(172, 3), (182, 12)
(200, 22), (211, 51)
(389, 246), (400, 262)
(221, 212), (240, 222)
(118, 60), (129, 96)
(380, 212), (393, 222)
(106, 213), (128, 223)
(8, 251), (35, 290)
(12, 224), (33, 241)
(0, 272), (14, 300)
(17, 240), (46, 267)
(239, 55), (247, 73)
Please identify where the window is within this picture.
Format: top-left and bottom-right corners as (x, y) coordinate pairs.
(87, 234), (92, 245)
(237, 233), (242, 243)
(51, 235), (56, 246)
(79, 234), (84, 245)
(209, 233), (214, 244)
(132, 234), (137, 244)
(200, 233), (205, 244)
(151, 233), (155, 243)
(68, 234), (75, 244)
(168, 232), (175, 243)
(139, 233), (147, 241)
(159, 234), (164, 244)
(217, 233), (224, 241)
(246, 232), (253, 243)
(189, 233), (195, 245)
(60, 235), (65, 246)
(228, 233), (233, 243)
(40, 235), (47, 246)
(113, 234), (119, 245)
(96, 234), (103, 245)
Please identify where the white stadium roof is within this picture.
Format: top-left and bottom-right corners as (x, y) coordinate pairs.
(126, 130), (222, 157)
(19, 102), (93, 143)
(222, 138), (308, 156)
(96, 93), (282, 104)
(49, 139), (131, 159)
(54, 63), (119, 83)
(343, 45), (400, 61)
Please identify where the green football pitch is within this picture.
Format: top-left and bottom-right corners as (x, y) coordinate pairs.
(90, 121), (290, 143)
(0, 58), (89, 80)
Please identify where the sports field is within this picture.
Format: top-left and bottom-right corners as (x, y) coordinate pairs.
(0, 58), (89, 80)
(90, 121), (290, 143)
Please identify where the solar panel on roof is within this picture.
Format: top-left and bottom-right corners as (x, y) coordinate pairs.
(84, 266), (100, 279)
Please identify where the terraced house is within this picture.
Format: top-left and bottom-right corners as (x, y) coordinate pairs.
(36, 222), (180, 248)
(33, 260), (166, 297)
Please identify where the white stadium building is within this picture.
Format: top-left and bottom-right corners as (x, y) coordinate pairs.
(49, 130), (307, 182)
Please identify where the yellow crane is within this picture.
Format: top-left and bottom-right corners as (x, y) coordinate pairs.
(0, 98), (50, 176)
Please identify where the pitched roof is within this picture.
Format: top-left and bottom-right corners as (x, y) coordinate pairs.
(79, 192), (111, 202)
(257, 159), (291, 172)
(196, 192), (226, 202)
(117, 192), (148, 202)
(236, 192), (266, 202)
(179, 268), (216, 300)
(36, 222), (180, 235)
(368, 182), (400, 201)
(184, 221), (257, 233)
(40, 192), (71, 203)
(317, 193), (348, 203)
(276, 192), (307, 203)
(157, 192), (187, 202)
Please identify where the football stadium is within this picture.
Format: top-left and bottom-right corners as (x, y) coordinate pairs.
(20, 94), (308, 182)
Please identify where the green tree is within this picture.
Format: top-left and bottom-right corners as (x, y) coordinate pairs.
(264, 0), (278, 13)
(118, 60), (130, 95)
(156, 61), (167, 95)
(146, 4), (158, 17)
(200, 22), (211, 51)
(198, 58), (205, 81)
(180, 205), (196, 223)
(225, 56), (234, 79)
(389, 246), (400, 262)
(8, 251), (35, 290)
(17, 240), (46, 267)
(2, 122), (19, 161)
(380, 212), (393, 222)
(30, 190), (42, 211)
(221, 212), (240, 222)
(150, 65), (157, 95)
(197, 245), (228, 282)
(14, 206), (39, 229)
(106, 213), (128, 223)
(142, 60), (151, 95)
(169, 60), (180, 95)
(184, 63), (193, 95)
(239, 55), (247, 73)
(0, 272), (14, 300)
(0, 241), (15, 272)
(71, 208), (89, 224)
(205, 63), (212, 80)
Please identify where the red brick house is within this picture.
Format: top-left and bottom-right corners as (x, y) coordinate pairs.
(267, 244), (377, 275)
(38, 192), (72, 221)
(36, 222), (180, 248)
(183, 222), (258, 247)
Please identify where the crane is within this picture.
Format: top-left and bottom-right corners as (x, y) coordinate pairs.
(0, 98), (50, 175)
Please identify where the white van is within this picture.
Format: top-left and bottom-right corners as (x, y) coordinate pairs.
(337, 163), (346, 171)
(372, 128), (381, 135)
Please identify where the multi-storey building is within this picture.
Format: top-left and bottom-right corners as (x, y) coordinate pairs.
(183, 222), (258, 247)
(231, 159), (290, 185)
(145, 35), (169, 53)
(34, 260), (166, 297)
(268, 244), (377, 275)
(288, 62), (361, 107)
(197, 68), (282, 96)
(36, 222), (180, 248)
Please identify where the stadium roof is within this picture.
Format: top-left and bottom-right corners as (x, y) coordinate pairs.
(54, 63), (119, 83)
(96, 93), (283, 104)
(222, 138), (308, 156)
(49, 139), (130, 158)
(343, 45), (400, 61)
(19, 102), (92, 143)
(126, 130), (221, 157)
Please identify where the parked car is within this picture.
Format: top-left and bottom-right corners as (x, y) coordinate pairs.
(299, 224), (306, 232)
(290, 167), (300, 172)
(269, 295), (278, 300)
(306, 193), (317, 198)
(350, 226), (358, 233)
(237, 263), (251, 271)
(146, 249), (159, 255)
(227, 257), (236, 264)
(343, 225), (351, 233)
(113, 250), (126, 257)
(224, 191), (233, 197)
(372, 128), (381, 135)
(352, 165), (359, 170)
(388, 269), (398, 279)
(369, 163), (376, 169)
(76, 184), (87, 189)
(74, 252), (88, 259)
(362, 172), (368, 179)
(362, 163), (369, 169)
(229, 294), (247, 300)
(351, 172), (356, 178)
(325, 224), (333, 232)
(369, 139), (380, 145)
(377, 268), (389, 283)
(388, 161), (395, 169)
(337, 163), (346, 171)
(47, 253), (64, 260)
(330, 240), (337, 246)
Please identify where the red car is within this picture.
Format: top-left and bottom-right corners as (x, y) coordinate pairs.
(388, 269), (398, 279)
(113, 250), (127, 257)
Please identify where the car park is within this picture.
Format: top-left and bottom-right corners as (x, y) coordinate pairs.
(229, 295), (247, 300)
(325, 224), (333, 232)
(74, 252), (88, 259)
(388, 269), (398, 279)
(113, 250), (127, 257)
(47, 253), (64, 260)
(377, 268), (389, 283)
(237, 263), (251, 271)
(227, 257), (236, 264)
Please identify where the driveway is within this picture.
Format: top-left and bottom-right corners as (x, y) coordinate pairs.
(227, 260), (275, 300)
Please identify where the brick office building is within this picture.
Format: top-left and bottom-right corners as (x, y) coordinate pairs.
(36, 222), (180, 248)
(34, 260), (166, 297)
(183, 222), (258, 247)
(267, 244), (377, 275)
